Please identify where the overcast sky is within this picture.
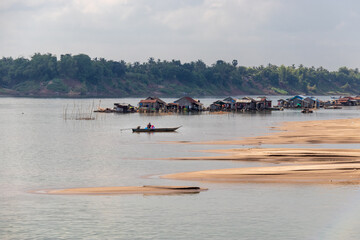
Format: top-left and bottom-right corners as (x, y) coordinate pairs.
(1, 0), (360, 69)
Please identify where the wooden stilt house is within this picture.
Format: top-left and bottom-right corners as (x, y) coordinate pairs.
(138, 97), (166, 112)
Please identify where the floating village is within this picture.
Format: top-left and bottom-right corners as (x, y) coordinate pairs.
(94, 95), (360, 114)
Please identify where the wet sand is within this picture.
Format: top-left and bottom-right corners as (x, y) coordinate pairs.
(163, 118), (360, 184)
(32, 186), (207, 195)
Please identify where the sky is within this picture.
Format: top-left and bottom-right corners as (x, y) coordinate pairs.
(1, 0), (360, 70)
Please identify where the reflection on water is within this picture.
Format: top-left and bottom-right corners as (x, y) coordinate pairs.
(1, 97), (360, 239)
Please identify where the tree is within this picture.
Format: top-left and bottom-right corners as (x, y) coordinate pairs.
(29, 53), (57, 81)
(279, 65), (288, 85)
(9, 57), (30, 85)
(59, 54), (77, 79)
(232, 59), (238, 67)
(73, 54), (93, 82)
(109, 60), (126, 77)
(2, 53), (360, 96)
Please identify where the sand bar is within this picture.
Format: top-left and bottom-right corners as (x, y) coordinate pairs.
(163, 118), (360, 184)
(193, 118), (360, 145)
(168, 148), (360, 164)
(162, 163), (360, 184)
(32, 185), (207, 195)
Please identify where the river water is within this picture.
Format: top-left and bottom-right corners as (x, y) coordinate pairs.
(1, 97), (360, 240)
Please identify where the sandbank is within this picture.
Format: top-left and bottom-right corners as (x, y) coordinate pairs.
(168, 148), (360, 164)
(163, 118), (360, 184)
(162, 163), (360, 184)
(32, 185), (207, 195)
(189, 118), (360, 145)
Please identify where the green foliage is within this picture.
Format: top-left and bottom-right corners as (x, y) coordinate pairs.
(47, 79), (69, 93)
(307, 84), (317, 92)
(1, 53), (360, 96)
(30, 53), (57, 81)
(13, 81), (40, 92)
(59, 54), (77, 78)
(271, 87), (288, 95)
(73, 54), (92, 82)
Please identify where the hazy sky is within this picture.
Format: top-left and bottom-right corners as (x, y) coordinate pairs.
(1, 0), (360, 69)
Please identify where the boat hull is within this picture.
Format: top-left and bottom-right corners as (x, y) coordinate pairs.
(132, 127), (181, 133)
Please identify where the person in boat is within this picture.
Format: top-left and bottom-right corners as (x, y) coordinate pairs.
(147, 122), (151, 129)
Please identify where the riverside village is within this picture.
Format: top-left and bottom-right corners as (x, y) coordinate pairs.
(94, 95), (360, 113)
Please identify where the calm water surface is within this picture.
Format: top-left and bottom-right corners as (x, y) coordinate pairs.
(1, 97), (360, 240)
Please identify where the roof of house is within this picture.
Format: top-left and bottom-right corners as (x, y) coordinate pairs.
(242, 96), (256, 101)
(144, 97), (166, 104)
(254, 97), (271, 102)
(213, 100), (226, 105)
(223, 97), (237, 102)
(174, 96), (202, 105)
(289, 95), (305, 100)
(139, 99), (158, 103)
(338, 96), (355, 100)
(236, 99), (252, 103)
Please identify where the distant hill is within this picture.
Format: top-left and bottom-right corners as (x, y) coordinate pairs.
(0, 53), (359, 97)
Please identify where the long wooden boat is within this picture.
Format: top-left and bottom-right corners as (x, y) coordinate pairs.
(324, 106), (342, 109)
(132, 126), (181, 133)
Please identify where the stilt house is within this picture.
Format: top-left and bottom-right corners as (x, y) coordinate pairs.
(138, 97), (166, 112)
(174, 97), (203, 111)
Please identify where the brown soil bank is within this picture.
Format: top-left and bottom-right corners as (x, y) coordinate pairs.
(32, 186), (207, 195)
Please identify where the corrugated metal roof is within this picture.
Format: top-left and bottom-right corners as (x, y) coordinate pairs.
(140, 99), (157, 103)
(174, 96), (202, 105)
(236, 99), (252, 103)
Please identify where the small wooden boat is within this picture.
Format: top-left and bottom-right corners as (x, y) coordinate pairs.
(324, 106), (342, 109)
(132, 126), (181, 133)
(301, 108), (313, 113)
(267, 106), (284, 111)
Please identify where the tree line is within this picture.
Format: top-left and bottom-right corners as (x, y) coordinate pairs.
(0, 53), (359, 97)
